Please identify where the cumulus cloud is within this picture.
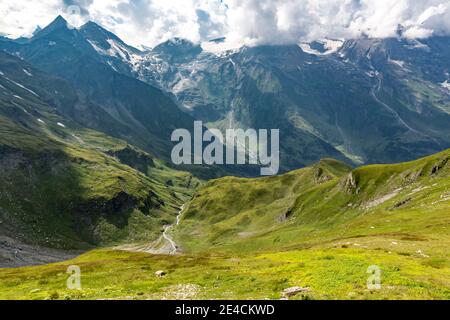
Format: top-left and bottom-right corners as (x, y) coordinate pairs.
(0, 0), (62, 37)
(1, 0), (450, 47)
(224, 0), (450, 45)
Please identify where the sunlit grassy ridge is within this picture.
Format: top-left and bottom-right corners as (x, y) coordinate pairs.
(176, 149), (450, 254)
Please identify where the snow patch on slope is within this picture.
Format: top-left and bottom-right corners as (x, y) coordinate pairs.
(3, 76), (39, 97)
(201, 40), (243, 57)
(106, 39), (129, 61)
(405, 39), (430, 51)
(299, 39), (344, 56)
(88, 39), (143, 70)
(172, 77), (195, 94)
(87, 40), (107, 55)
(388, 59), (406, 68)
(441, 80), (450, 91)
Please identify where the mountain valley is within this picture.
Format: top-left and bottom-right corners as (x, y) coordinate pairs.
(0, 16), (448, 300)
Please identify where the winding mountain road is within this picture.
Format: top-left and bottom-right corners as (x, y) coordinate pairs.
(125, 204), (186, 255)
(161, 204), (185, 254)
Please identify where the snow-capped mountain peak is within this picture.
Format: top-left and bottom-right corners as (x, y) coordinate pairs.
(298, 39), (344, 56)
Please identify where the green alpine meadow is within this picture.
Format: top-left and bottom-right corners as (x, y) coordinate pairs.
(0, 4), (449, 303)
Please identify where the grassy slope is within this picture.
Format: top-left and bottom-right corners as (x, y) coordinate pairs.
(0, 247), (448, 300)
(0, 114), (198, 248)
(0, 151), (448, 300)
(176, 158), (352, 251)
(0, 56), (200, 249)
(176, 150), (450, 254)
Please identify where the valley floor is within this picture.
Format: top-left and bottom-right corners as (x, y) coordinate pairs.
(0, 234), (83, 268)
(0, 234), (448, 300)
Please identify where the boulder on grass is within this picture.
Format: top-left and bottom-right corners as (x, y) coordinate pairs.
(281, 286), (310, 298)
(155, 270), (166, 277)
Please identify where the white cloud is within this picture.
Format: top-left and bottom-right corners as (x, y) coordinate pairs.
(70, 0), (229, 47)
(0, 0), (63, 37)
(224, 0), (450, 45)
(1, 0), (450, 47)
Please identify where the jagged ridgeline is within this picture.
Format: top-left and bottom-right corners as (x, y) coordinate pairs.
(2, 16), (450, 175)
(0, 51), (199, 249)
(177, 149), (450, 252)
(0, 16), (196, 166)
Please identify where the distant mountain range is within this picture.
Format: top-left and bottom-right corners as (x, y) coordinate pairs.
(132, 35), (450, 170)
(0, 16), (196, 165)
(2, 16), (449, 173)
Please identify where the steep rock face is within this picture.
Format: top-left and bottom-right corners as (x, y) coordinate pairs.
(313, 167), (334, 184)
(107, 146), (154, 174)
(431, 157), (449, 176)
(72, 190), (166, 245)
(0, 146), (27, 170)
(131, 38), (450, 170)
(340, 172), (358, 194)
